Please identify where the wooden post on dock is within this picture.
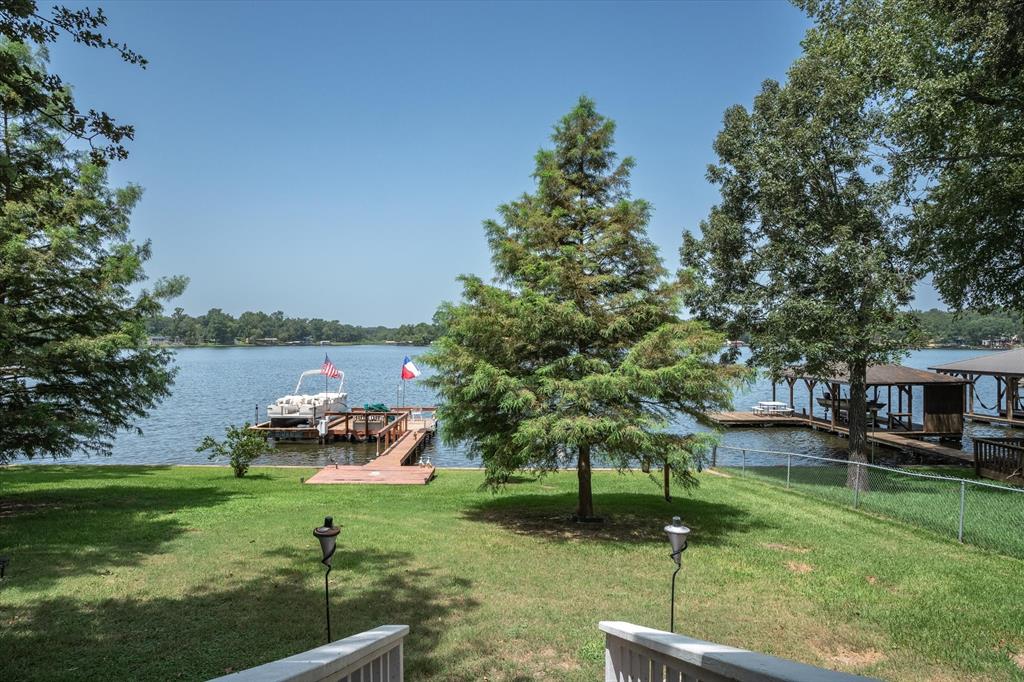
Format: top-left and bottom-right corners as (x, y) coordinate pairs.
(831, 382), (838, 428)
(805, 379), (816, 420)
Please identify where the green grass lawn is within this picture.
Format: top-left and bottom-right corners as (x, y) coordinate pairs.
(2, 466), (1023, 681)
(732, 464), (1024, 558)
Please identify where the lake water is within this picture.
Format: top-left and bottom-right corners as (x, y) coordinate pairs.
(36, 345), (1022, 468)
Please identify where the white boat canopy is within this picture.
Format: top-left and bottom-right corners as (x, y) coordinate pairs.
(294, 369), (345, 394)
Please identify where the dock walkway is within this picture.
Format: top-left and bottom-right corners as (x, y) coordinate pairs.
(707, 411), (972, 463)
(305, 425), (436, 485)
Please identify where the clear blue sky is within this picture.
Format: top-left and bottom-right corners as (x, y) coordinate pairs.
(49, 0), (942, 325)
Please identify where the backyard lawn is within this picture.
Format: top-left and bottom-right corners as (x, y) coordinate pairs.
(2, 466), (1023, 681)
(731, 463), (1024, 558)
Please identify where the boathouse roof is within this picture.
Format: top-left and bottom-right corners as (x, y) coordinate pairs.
(784, 363), (967, 386)
(929, 347), (1024, 378)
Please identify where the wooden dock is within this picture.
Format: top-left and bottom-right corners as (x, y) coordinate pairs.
(251, 406), (436, 445)
(704, 411), (807, 427)
(707, 411), (973, 463)
(305, 418), (437, 485)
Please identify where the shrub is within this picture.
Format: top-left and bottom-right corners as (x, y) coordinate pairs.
(197, 424), (267, 477)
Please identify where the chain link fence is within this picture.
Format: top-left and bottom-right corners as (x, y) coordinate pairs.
(712, 444), (1024, 559)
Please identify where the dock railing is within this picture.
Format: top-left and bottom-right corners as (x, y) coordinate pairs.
(375, 412), (410, 457)
(713, 444), (1024, 559)
(600, 621), (876, 681)
(974, 437), (1024, 480)
(209, 624), (407, 682)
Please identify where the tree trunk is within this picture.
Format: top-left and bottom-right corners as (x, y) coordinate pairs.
(640, 456), (651, 474)
(576, 444), (595, 520)
(663, 460), (672, 502)
(846, 358), (870, 492)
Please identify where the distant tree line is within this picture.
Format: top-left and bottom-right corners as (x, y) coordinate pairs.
(914, 309), (1023, 346)
(146, 308), (439, 346)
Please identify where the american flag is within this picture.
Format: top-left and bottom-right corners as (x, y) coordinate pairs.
(320, 354), (341, 379)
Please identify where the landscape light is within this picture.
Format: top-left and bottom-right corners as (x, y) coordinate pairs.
(664, 516), (690, 632)
(313, 517), (341, 642)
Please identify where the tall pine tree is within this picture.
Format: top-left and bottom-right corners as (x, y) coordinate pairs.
(425, 97), (742, 519)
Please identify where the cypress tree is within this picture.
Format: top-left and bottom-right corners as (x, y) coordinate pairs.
(426, 97), (742, 519)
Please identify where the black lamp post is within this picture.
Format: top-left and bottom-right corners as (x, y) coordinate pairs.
(313, 516), (340, 643)
(664, 516), (690, 633)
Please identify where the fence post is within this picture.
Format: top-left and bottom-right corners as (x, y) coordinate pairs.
(958, 481), (966, 543)
(741, 449), (746, 474)
(854, 463), (861, 509)
(712, 445), (717, 468)
(786, 453), (791, 489)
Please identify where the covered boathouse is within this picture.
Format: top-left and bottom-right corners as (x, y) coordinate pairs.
(774, 364), (968, 437)
(930, 347), (1024, 428)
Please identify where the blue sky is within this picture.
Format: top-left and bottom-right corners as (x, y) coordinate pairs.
(49, 1), (942, 325)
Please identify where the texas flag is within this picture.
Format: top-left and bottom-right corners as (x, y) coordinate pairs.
(401, 356), (421, 380)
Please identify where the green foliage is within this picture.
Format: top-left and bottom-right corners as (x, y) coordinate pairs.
(0, 8), (182, 464)
(914, 309), (1024, 346)
(196, 423), (267, 478)
(681, 52), (920, 464)
(426, 97), (745, 517)
(0, 1), (146, 164)
(145, 308), (439, 346)
(799, 0), (1024, 313)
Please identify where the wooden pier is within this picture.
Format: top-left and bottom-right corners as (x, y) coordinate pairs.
(251, 406), (436, 445)
(305, 429), (436, 485)
(305, 408), (438, 485)
(707, 411), (973, 463)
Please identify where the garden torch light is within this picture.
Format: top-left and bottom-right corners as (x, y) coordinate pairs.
(664, 516), (690, 633)
(313, 516), (340, 643)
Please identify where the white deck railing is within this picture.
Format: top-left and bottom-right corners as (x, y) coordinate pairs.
(600, 622), (877, 682)
(210, 624), (407, 682)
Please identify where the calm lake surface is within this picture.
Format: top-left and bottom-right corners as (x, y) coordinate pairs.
(40, 346), (1022, 468)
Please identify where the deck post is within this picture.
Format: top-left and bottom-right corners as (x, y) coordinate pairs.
(908, 385), (913, 429)
(1009, 378), (1017, 422)
(786, 453), (791, 489)
(831, 382), (838, 428)
(741, 449), (746, 474)
(958, 481), (966, 543)
(712, 445), (717, 467)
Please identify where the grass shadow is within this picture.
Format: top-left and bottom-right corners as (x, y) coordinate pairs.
(0, 484), (239, 591)
(1, 544), (480, 681)
(1, 464), (175, 483)
(462, 491), (772, 547)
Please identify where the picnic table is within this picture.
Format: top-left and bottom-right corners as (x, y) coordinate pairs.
(751, 401), (794, 416)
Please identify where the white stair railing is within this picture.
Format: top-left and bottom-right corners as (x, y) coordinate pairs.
(210, 624), (407, 682)
(600, 621), (877, 682)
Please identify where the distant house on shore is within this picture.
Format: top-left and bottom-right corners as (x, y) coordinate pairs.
(253, 337), (279, 345)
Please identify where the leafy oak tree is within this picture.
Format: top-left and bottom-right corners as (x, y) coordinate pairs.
(0, 3), (183, 463)
(798, 0), (1024, 314)
(681, 54), (921, 486)
(425, 97), (743, 519)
